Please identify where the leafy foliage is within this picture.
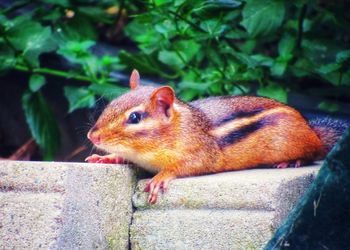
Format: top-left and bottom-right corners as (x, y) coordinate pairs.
(241, 0), (285, 37)
(120, 0), (350, 104)
(1, 0), (349, 159)
(22, 90), (60, 160)
(0, 0), (127, 159)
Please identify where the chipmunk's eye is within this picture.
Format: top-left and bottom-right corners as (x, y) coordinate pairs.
(127, 112), (142, 124)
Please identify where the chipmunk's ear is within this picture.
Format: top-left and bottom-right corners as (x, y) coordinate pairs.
(150, 86), (175, 116)
(130, 69), (140, 90)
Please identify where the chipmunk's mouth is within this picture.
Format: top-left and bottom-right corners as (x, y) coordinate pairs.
(87, 126), (101, 145)
(91, 141), (129, 156)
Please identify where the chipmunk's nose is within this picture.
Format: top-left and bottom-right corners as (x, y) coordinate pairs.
(87, 125), (101, 145)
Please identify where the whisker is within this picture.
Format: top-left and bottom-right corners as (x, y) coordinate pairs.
(95, 94), (106, 105)
(75, 126), (91, 136)
(89, 145), (94, 156)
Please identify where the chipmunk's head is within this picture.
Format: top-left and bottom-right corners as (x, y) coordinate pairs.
(87, 70), (178, 162)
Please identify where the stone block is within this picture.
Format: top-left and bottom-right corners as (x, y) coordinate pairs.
(131, 164), (321, 249)
(0, 161), (135, 249)
(131, 210), (274, 250)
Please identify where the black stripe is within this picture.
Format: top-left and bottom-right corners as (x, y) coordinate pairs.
(215, 108), (265, 127)
(218, 120), (265, 148)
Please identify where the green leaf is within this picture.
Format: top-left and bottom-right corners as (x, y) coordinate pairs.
(207, 48), (224, 67)
(0, 44), (16, 71)
(99, 55), (125, 72)
(241, 0), (285, 37)
(301, 39), (338, 66)
(242, 69), (264, 81)
(158, 51), (184, 68)
(29, 74), (46, 92)
(22, 91), (60, 160)
(178, 80), (212, 92)
(251, 54), (274, 67)
(64, 86), (95, 113)
(0, 14), (8, 25)
(317, 63), (341, 75)
(60, 40), (96, 56)
(238, 39), (256, 54)
(58, 40), (95, 62)
(291, 58), (312, 77)
(336, 50), (350, 64)
(209, 81), (224, 95)
(318, 101), (339, 113)
(42, 0), (70, 7)
(158, 40), (201, 69)
(56, 14), (98, 42)
(225, 29), (247, 39)
(200, 20), (227, 38)
(278, 34), (295, 58)
(257, 82), (287, 103)
(271, 59), (288, 76)
(154, 0), (172, 6)
(229, 51), (257, 68)
(178, 89), (199, 101)
(124, 19), (164, 54)
(269, 34), (295, 76)
(230, 85), (250, 95)
(41, 8), (62, 21)
(154, 20), (176, 39)
(89, 84), (128, 100)
(6, 18), (57, 66)
(194, 0), (242, 13)
(119, 51), (162, 75)
(101, 55), (119, 66)
(174, 40), (201, 62)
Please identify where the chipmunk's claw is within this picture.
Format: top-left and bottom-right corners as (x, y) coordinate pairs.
(144, 173), (175, 204)
(274, 160), (302, 169)
(275, 162), (289, 169)
(85, 153), (124, 164)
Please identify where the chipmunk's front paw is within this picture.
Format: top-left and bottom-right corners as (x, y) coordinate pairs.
(144, 172), (175, 204)
(85, 153), (124, 164)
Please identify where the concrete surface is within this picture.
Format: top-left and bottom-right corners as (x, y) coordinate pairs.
(133, 167), (319, 210)
(131, 165), (321, 250)
(0, 160), (135, 249)
(0, 160), (321, 250)
(131, 210), (274, 250)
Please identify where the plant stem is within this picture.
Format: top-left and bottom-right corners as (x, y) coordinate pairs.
(1, 0), (31, 15)
(15, 65), (96, 82)
(296, 4), (307, 50)
(168, 10), (205, 33)
(174, 49), (201, 78)
(338, 71), (343, 86)
(115, 0), (125, 27)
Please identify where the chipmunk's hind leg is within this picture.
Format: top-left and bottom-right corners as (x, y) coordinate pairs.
(274, 159), (306, 169)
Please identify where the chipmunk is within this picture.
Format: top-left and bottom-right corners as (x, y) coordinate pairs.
(86, 70), (347, 203)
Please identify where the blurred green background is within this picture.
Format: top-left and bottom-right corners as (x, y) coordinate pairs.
(0, 0), (349, 160)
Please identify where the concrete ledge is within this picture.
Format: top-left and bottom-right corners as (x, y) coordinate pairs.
(133, 166), (319, 211)
(0, 161), (135, 249)
(0, 160), (321, 249)
(131, 210), (274, 250)
(131, 164), (321, 249)
(0, 192), (62, 249)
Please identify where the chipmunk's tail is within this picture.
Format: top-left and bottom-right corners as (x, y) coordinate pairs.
(309, 117), (349, 152)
